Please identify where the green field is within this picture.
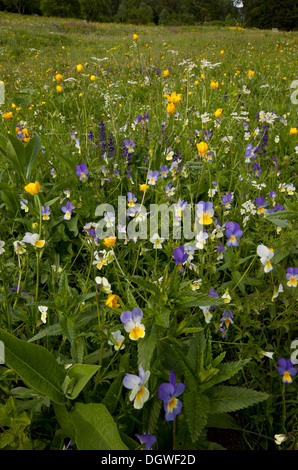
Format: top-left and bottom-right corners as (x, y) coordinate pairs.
(0, 12), (297, 451)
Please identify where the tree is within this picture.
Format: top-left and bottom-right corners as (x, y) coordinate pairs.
(79, 0), (113, 22)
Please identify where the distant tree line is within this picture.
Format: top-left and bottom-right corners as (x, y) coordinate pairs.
(0, 0), (297, 30)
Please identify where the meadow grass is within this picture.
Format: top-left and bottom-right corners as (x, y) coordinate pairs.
(0, 12), (297, 451)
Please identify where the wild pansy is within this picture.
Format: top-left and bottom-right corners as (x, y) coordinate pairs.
(200, 306), (213, 323)
(159, 165), (169, 178)
(150, 233), (164, 249)
(277, 359), (297, 384)
(95, 276), (112, 294)
(220, 310), (234, 329)
(0, 241), (5, 255)
(135, 433), (156, 450)
(165, 184), (175, 197)
(127, 192), (137, 207)
(222, 289), (231, 303)
(225, 222), (243, 247)
(257, 245), (274, 273)
(216, 241), (225, 260)
(222, 192), (233, 210)
(120, 308), (145, 341)
(41, 205), (50, 220)
(148, 170), (159, 186)
(104, 211), (115, 227)
(255, 195), (268, 215)
(123, 364), (150, 409)
(173, 245), (188, 273)
(195, 231), (209, 249)
(62, 201), (75, 220)
(38, 306), (48, 324)
(22, 232), (45, 248)
(244, 142), (257, 163)
(20, 199), (29, 212)
(196, 201), (214, 226)
(108, 330), (125, 351)
(286, 267), (298, 287)
(124, 138), (135, 154)
(253, 163), (262, 177)
(158, 370), (185, 421)
(76, 163), (89, 181)
(93, 249), (113, 270)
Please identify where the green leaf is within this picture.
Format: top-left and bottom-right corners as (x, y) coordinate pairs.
(208, 385), (269, 414)
(71, 403), (128, 450)
(206, 412), (241, 430)
(24, 132), (42, 181)
(0, 329), (66, 404)
(183, 390), (210, 441)
(137, 321), (160, 370)
(62, 364), (99, 399)
(200, 359), (251, 391)
(27, 324), (62, 343)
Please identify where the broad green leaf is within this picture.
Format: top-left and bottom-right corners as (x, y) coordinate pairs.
(24, 132), (42, 180)
(0, 329), (66, 404)
(71, 403), (128, 450)
(62, 364), (100, 399)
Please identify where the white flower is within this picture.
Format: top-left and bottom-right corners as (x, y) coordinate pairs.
(191, 279), (202, 291)
(0, 241), (5, 255)
(108, 330), (125, 351)
(38, 306), (48, 324)
(195, 231), (209, 249)
(272, 283), (283, 301)
(22, 232), (45, 248)
(222, 289), (231, 303)
(13, 240), (26, 255)
(95, 276), (112, 294)
(150, 233), (164, 249)
(200, 306), (212, 323)
(274, 434), (289, 445)
(261, 351), (274, 359)
(257, 245), (274, 273)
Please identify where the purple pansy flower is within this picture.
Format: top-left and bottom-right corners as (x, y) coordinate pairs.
(61, 201), (75, 220)
(41, 205), (51, 220)
(148, 170), (159, 185)
(76, 163), (89, 181)
(135, 433), (156, 450)
(286, 267), (298, 288)
(173, 245), (188, 273)
(158, 370), (185, 421)
(255, 195), (268, 215)
(277, 359), (297, 384)
(225, 222), (243, 247)
(222, 192), (232, 209)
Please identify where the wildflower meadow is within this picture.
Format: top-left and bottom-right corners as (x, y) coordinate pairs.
(0, 12), (297, 452)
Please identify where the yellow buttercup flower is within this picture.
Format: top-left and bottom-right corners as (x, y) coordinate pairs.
(133, 34), (139, 40)
(24, 181), (41, 195)
(76, 64), (83, 72)
(196, 141), (208, 157)
(166, 102), (176, 114)
(163, 69), (169, 77)
(55, 73), (63, 82)
(164, 92), (182, 104)
(214, 108), (223, 118)
(139, 184), (149, 192)
(248, 70), (255, 79)
(289, 127), (297, 135)
(210, 81), (219, 89)
(103, 236), (117, 248)
(2, 111), (13, 119)
(90, 75), (96, 81)
(56, 85), (63, 93)
(105, 294), (120, 308)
